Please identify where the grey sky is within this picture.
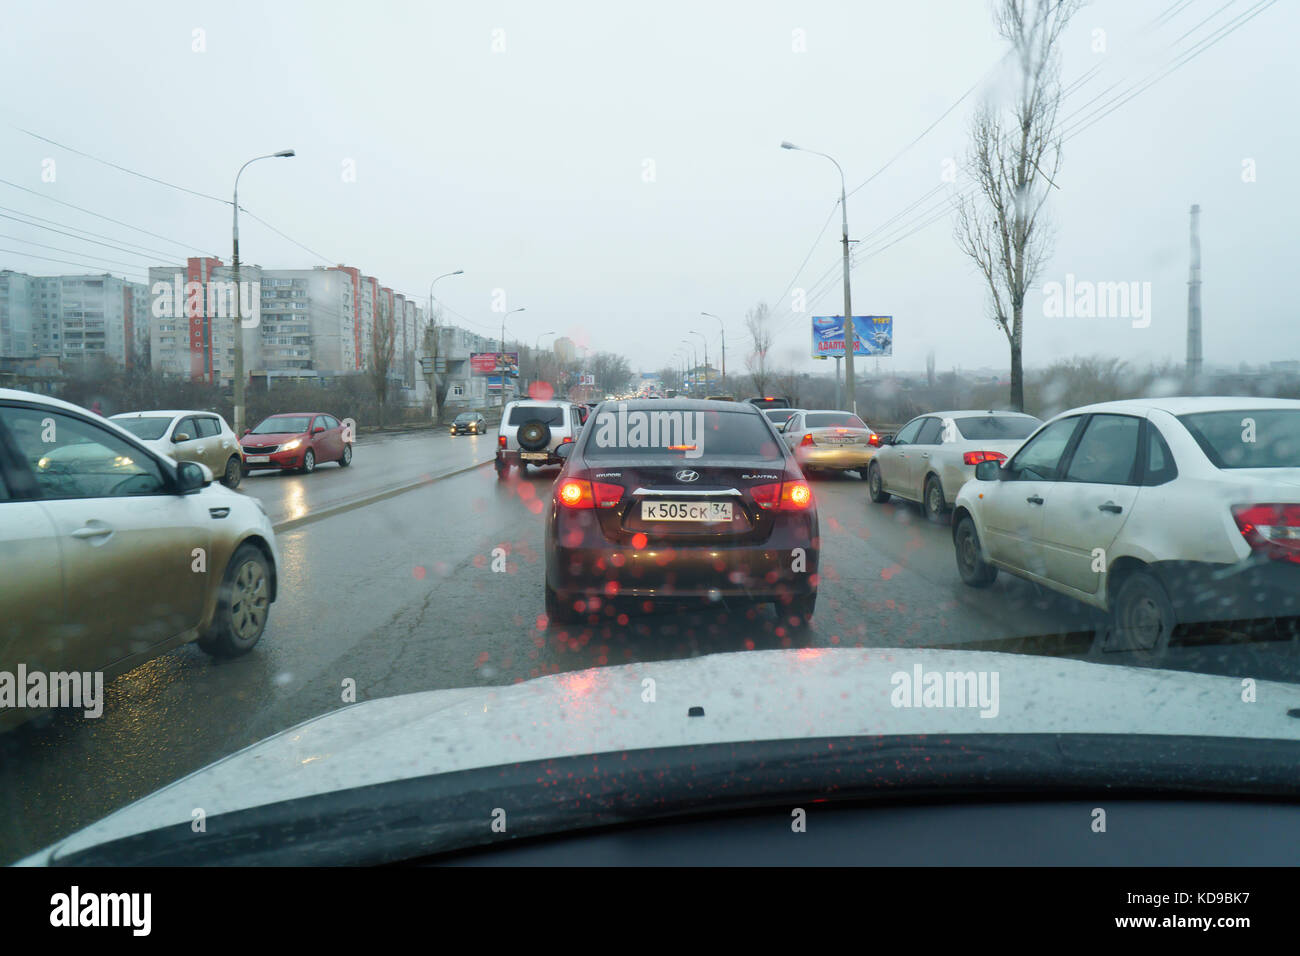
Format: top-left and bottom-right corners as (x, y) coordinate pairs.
(2, 0), (1295, 377)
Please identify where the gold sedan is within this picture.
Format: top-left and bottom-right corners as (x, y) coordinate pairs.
(779, 409), (882, 476)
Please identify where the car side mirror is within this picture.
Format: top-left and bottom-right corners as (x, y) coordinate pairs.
(974, 460), (1003, 481)
(175, 460), (207, 493)
(555, 442), (574, 459)
(243, 428), (251, 436)
(173, 432), (190, 443)
(312, 426), (325, 435)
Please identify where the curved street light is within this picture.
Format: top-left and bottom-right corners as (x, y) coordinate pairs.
(700, 312), (726, 390)
(231, 149), (295, 435)
(782, 140), (856, 414)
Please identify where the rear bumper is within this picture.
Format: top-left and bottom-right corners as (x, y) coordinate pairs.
(796, 446), (876, 470)
(546, 510), (819, 601)
(1151, 558), (1300, 624)
(499, 449), (563, 467)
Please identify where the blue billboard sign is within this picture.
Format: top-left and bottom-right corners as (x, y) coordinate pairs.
(811, 315), (893, 358)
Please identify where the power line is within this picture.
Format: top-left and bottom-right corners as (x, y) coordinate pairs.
(0, 177), (218, 256)
(0, 234), (157, 271)
(12, 126), (230, 204)
(0, 209), (181, 262)
(0, 247), (148, 281)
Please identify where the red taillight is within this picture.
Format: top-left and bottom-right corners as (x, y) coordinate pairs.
(558, 479), (623, 509)
(498, 435), (506, 448)
(963, 451), (1008, 465)
(1232, 504), (1300, 563)
(751, 481), (813, 511)
(868, 433), (881, 447)
(561, 436), (574, 443)
(799, 433), (815, 447)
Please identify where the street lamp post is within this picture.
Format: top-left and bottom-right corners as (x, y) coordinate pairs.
(231, 148), (295, 436)
(689, 330), (708, 394)
(499, 307), (525, 405)
(680, 339), (696, 395)
(700, 312), (726, 391)
(782, 141), (856, 415)
(427, 269), (464, 422)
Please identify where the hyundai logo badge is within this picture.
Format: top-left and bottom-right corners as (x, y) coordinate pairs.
(675, 469), (699, 482)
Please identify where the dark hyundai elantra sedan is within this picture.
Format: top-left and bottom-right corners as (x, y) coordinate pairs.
(544, 399), (819, 628)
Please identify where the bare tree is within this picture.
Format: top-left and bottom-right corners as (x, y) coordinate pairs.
(369, 299), (397, 426)
(954, 0), (1082, 412)
(774, 367), (803, 406)
(744, 301), (775, 397)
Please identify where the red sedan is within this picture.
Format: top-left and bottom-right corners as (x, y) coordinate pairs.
(240, 412), (352, 474)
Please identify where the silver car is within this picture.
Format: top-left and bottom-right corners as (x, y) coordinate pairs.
(111, 409), (245, 489)
(867, 410), (1042, 521)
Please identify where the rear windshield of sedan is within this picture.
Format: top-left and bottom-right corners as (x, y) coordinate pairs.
(955, 415), (1040, 440)
(1179, 410), (1300, 469)
(252, 416), (312, 434)
(508, 406), (566, 426)
(112, 416), (172, 440)
(584, 406), (784, 459)
(805, 413), (868, 429)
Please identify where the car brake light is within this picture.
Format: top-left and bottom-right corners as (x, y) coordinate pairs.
(751, 481), (813, 511)
(593, 481), (623, 509)
(561, 436), (574, 443)
(963, 451), (1008, 465)
(558, 479), (593, 509)
(868, 433), (881, 447)
(1232, 504), (1300, 563)
(558, 479), (623, 510)
(498, 435), (506, 448)
(799, 433), (815, 447)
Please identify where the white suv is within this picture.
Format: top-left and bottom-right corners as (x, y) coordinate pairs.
(495, 400), (588, 479)
(951, 397), (1300, 662)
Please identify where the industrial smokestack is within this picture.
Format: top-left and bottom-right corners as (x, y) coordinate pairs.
(1187, 204), (1202, 379)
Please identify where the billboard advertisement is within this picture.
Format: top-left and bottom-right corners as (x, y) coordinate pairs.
(470, 352), (519, 376)
(811, 315), (893, 358)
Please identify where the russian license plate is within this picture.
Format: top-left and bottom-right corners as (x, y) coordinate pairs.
(641, 500), (732, 522)
(521, 452), (548, 461)
(246, 455), (271, 463)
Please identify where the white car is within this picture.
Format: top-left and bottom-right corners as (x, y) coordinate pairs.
(0, 389), (280, 731)
(951, 397), (1300, 661)
(867, 410), (1042, 522)
(495, 399), (588, 479)
(111, 409), (244, 488)
(779, 409), (880, 476)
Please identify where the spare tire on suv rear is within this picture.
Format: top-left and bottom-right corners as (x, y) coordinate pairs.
(517, 419), (551, 451)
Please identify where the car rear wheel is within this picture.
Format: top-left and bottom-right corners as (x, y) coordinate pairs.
(198, 544), (271, 658)
(339, 443), (352, 467)
(1096, 569), (1175, 664)
(867, 462), (889, 503)
(221, 455), (242, 489)
(924, 476), (947, 523)
(301, 449), (315, 474)
(955, 516), (997, 588)
(496, 458), (510, 481)
(545, 583), (579, 625)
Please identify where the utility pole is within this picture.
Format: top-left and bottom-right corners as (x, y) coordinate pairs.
(1186, 204), (1202, 380)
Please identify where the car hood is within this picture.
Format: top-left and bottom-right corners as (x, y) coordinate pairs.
(19, 647), (1300, 864)
(241, 432), (304, 445)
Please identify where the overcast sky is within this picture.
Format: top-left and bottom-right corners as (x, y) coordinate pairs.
(2, 0), (1295, 377)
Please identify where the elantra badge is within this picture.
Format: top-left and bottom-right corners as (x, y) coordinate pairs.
(675, 469), (700, 482)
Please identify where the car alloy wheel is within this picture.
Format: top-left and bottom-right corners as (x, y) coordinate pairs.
(301, 449), (315, 473)
(1100, 570), (1175, 664)
(198, 544), (271, 658)
(339, 444), (352, 467)
(222, 456), (242, 488)
(955, 516), (997, 587)
(925, 477), (947, 523)
(867, 462), (889, 503)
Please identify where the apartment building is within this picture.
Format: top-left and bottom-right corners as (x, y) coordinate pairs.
(0, 269), (149, 365)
